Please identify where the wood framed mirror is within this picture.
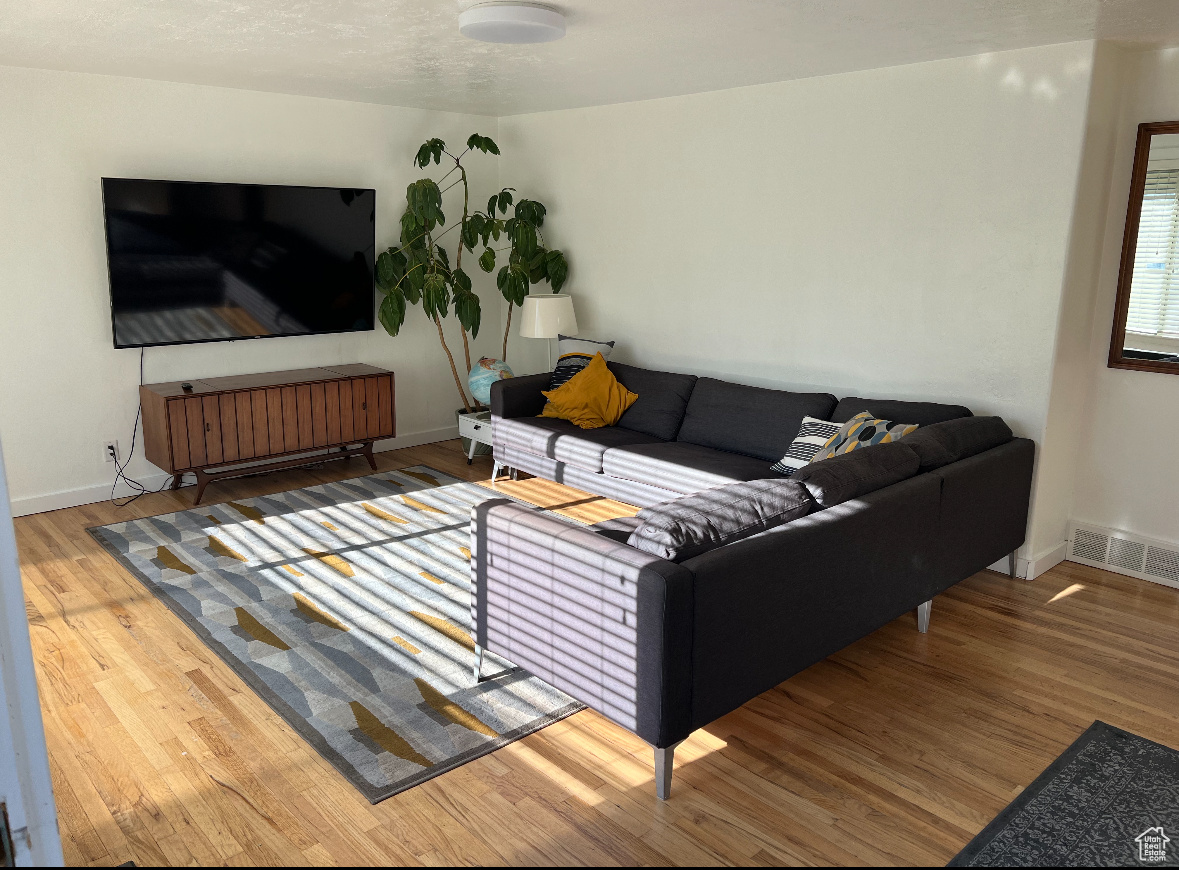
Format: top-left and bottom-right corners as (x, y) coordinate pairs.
(1109, 121), (1179, 374)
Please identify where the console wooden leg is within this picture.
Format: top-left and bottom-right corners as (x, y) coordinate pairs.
(363, 442), (377, 471)
(170, 474), (183, 490)
(192, 469), (210, 506)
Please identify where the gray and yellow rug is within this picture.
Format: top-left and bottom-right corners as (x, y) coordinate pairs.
(89, 466), (580, 803)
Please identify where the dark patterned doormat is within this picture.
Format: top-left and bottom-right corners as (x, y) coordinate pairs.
(949, 721), (1179, 866)
(89, 466), (581, 803)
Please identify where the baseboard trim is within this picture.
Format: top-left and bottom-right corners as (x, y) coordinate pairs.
(9, 425), (460, 518)
(986, 541), (1067, 581)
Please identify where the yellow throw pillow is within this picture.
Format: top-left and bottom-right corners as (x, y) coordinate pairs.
(539, 352), (638, 429)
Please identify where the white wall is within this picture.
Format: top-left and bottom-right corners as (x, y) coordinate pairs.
(0, 65), (503, 513)
(1071, 46), (1179, 543)
(500, 42), (1098, 566)
(1022, 42), (1127, 569)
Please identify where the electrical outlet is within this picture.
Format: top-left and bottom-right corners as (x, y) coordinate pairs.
(103, 440), (120, 464)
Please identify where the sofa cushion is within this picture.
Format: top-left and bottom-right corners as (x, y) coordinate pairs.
(609, 362), (698, 441)
(792, 441), (921, 508)
(813, 411), (919, 462)
(540, 352), (638, 429)
(493, 416), (663, 473)
(602, 441), (779, 495)
(549, 334), (615, 389)
(831, 397), (972, 426)
(495, 444), (685, 507)
(770, 416), (844, 476)
(901, 416), (1013, 471)
(676, 378), (838, 462)
(626, 479), (814, 562)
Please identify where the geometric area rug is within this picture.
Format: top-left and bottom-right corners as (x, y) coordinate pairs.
(88, 465), (582, 803)
(948, 721), (1179, 867)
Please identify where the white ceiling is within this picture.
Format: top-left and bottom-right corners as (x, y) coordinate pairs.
(1, 1), (1177, 116)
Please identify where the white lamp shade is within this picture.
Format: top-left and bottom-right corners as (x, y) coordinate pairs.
(519, 294), (577, 339)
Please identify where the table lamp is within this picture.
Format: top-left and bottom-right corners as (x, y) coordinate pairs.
(519, 294), (578, 371)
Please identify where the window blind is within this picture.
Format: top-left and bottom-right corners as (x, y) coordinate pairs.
(1127, 168), (1179, 339)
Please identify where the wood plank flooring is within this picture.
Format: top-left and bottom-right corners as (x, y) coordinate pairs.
(14, 439), (1179, 866)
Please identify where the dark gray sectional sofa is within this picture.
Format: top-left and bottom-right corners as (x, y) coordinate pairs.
(472, 362), (1035, 799)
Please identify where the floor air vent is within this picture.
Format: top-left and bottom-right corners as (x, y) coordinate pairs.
(1108, 537), (1146, 573)
(1145, 547), (1179, 584)
(1070, 527), (1109, 563)
(1068, 521), (1179, 590)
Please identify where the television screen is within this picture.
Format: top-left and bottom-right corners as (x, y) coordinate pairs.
(102, 178), (375, 348)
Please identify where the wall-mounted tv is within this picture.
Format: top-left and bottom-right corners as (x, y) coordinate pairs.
(101, 178), (375, 348)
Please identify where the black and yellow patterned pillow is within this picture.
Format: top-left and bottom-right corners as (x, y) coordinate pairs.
(813, 411), (919, 462)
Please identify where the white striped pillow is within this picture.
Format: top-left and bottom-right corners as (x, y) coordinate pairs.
(770, 417), (843, 476)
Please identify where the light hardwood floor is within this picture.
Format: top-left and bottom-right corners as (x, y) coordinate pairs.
(14, 439), (1179, 866)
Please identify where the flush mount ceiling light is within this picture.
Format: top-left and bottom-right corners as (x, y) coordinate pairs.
(459, 3), (566, 44)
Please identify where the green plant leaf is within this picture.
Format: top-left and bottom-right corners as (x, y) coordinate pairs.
(512, 272), (529, 306)
(378, 288), (407, 336)
(498, 189), (513, 214)
(512, 221), (537, 259)
(434, 245), (450, 272)
(375, 248), (405, 291)
(478, 247), (495, 273)
(415, 138), (445, 168)
(406, 179), (443, 228)
(423, 272), (449, 319)
(515, 199), (547, 227)
(462, 215), (484, 251)
(466, 133), (500, 156)
(452, 267), (472, 295)
(545, 249), (568, 291)
(455, 292), (482, 338)
(496, 265), (510, 292)
(400, 211), (422, 248)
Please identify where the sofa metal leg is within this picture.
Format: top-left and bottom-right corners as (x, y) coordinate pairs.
(916, 599), (932, 633)
(491, 460), (502, 481)
(653, 741), (684, 800)
(1008, 551), (1018, 579)
(473, 644), (485, 683)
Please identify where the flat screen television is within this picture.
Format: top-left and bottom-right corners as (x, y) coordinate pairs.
(102, 178), (375, 348)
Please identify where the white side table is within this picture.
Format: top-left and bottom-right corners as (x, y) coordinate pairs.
(457, 410), (494, 464)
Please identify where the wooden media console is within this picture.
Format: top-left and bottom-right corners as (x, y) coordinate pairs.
(140, 364), (395, 505)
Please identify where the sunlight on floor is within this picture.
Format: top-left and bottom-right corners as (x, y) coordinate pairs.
(1047, 583), (1085, 604)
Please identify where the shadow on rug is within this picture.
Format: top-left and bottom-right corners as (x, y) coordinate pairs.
(89, 465), (581, 803)
(950, 721), (1179, 866)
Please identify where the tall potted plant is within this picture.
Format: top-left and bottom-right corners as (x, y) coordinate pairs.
(375, 134), (569, 413)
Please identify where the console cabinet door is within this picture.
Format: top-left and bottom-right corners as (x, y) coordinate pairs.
(351, 379), (369, 440)
(219, 394), (239, 463)
(167, 399), (190, 470)
(324, 381), (342, 445)
(185, 397), (207, 467)
(252, 390), (271, 457)
(235, 391), (255, 460)
(376, 374), (395, 438)
(339, 380), (355, 442)
(365, 377), (381, 438)
(310, 382), (328, 447)
(202, 396), (223, 465)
